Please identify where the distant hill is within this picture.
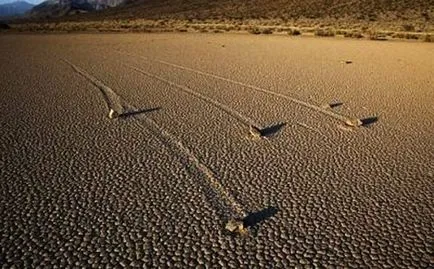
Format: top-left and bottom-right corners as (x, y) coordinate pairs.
(0, 1), (34, 17)
(90, 0), (433, 22)
(9, 0), (434, 35)
(0, 0), (42, 4)
(29, 0), (124, 18)
(40, 0), (431, 31)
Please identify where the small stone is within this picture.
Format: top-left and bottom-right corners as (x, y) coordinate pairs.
(225, 219), (243, 232)
(108, 109), (119, 119)
(225, 219), (247, 235)
(249, 125), (262, 138)
(345, 118), (363, 127)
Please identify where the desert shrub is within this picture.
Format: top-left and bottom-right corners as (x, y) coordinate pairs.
(422, 34), (433, 42)
(157, 20), (167, 26)
(303, 28), (316, 33)
(213, 29), (223, 33)
(0, 23), (11, 30)
(120, 24), (131, 29)
(383, 31), (395, 36)
(314, 28), (335, 37)
(368, 31), (387, 41)
(344, 31), (363, 38)
(402, 24), (415, 32)
(292, 29), (301, 35)
(391, 32), (402, 39)
(225, 25), (236, 32)
(215, 25), (227, 31)
(248, 27), (261, 34)
(368, 13), (377, 21)
(276, 27), (290, 32)
(261, 27), (273, 34)
(139, 28), (153, 33)
(407, 33), (420, 40)
(392, 32), (419, 40)
(287, 28), (301, 36)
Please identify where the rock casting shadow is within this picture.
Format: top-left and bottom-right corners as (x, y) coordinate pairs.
(360, 116), (379, 127)
(243, 206), (278, 228)
(257, 122), (287, 137)
(329, 101), (343, 108)
(119, 107), (161, 118)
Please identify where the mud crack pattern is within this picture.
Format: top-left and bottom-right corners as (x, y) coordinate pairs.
(1, 33), (433, 268)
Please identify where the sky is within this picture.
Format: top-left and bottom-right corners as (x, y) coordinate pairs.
(0, 0), (45, 4)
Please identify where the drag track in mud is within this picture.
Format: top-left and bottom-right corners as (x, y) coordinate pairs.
(1, 33), (433, 268)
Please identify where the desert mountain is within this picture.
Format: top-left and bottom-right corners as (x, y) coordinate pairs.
(29, 0), (123, 18)
(0, 1), (34, 17)
(11, 0), (434, 34)
(90, 0), (432, 23)
(0, 0), (41, 3)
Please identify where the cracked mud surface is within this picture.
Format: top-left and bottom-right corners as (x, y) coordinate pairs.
(1, 33), (433, 268)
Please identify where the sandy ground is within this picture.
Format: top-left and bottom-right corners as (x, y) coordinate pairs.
(0, 33), (433, 267)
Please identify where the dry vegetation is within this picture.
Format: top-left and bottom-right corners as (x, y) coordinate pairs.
(6, 19), (433, 42)
(0, 22), (11, 30)
(4, 0), (434, 42)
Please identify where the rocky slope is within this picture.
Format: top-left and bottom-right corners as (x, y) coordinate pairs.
(43, 0), (434, 32)
(29, 0), (124, 18)
(8, 0), (434, 35)
(97, 0), (433, 23)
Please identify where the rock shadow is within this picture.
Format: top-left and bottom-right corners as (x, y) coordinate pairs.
(329, 101), (343, 108)
(243, 206), (278, 228)
(360, 116), (379, 127)
(119, 107), (161, 118)
(252, 122), (287, 138)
